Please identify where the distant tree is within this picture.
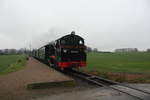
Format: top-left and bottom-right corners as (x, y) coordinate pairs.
(4, 49), (9, 54)
(147, 49), (150, 52)
(134, 48), (138, 52)
(16, 48), (29, 55)
(17, 48), (24, 54)
(9, 49), (17, 54)
(93, 48), (98, 52)
(87, 47), (92, 52)
(0, 49), (3, 55)
(115, 48), (138, 52)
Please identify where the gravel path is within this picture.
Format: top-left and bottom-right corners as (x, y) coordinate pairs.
(0, 58), (76, 100)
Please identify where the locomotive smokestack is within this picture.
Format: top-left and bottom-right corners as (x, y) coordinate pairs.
(71, 31), (75, 35)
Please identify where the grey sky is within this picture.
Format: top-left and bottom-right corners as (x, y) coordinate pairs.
(0, 0), (150, 51)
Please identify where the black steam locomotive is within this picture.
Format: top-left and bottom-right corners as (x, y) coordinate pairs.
(32, 31), (87, 70)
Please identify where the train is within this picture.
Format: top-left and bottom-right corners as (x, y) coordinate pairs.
(32, 31), (87, 70)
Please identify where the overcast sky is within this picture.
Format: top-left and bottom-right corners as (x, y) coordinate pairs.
(0, 0), (150, 51)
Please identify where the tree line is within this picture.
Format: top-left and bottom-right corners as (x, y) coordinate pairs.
(0, 47), (150, 55)
(87, 47), (150, 53)
(0, 48), (31, 55)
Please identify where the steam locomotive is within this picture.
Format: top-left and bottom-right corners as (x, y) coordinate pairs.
(32, 31), (87, 70)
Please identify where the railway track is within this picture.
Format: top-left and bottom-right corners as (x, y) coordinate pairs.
(64, 69), (150, 100)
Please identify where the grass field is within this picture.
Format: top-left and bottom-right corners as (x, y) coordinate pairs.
(82, 52), (150, 83)
(84, 52), (150, 74)
(0, 55), (28, 75)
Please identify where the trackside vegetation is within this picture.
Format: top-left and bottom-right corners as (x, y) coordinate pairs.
(0, 55), (28, 75)
(82, 52), (150, 83)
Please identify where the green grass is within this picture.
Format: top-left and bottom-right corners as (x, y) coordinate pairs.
(0, 55), (28, 75)
(84, 52), (150, 74)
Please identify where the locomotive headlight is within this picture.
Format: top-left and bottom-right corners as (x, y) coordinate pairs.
(63, 49), (67, 53)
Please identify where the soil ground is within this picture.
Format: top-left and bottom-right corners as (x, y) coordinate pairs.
(0, 58), (83, 100)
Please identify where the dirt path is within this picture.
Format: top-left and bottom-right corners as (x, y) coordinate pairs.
(0, 58), (73, 100)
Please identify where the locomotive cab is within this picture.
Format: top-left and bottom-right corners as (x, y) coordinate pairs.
(55, 32), (87, 69)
